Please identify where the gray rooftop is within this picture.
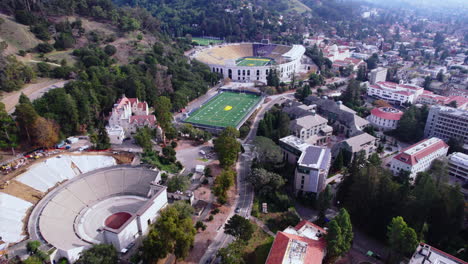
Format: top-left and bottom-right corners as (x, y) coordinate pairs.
(298, 146), (331, 170)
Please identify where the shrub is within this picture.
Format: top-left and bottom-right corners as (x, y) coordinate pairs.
(207, 215), (214, 221)
(104, 44), (117, 56)
(36, 43), (54, 53)
(26, 240), (41, 254)
(211, 208), (220, 215)
(18, 50), (27, 56)
(15, 10), (36, 25)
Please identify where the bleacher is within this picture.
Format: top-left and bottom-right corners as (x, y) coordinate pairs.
(0, 193), (33, 243)
(17, 155), (116, 192)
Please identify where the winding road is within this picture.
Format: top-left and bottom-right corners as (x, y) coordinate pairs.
(198, 91), (295, 264)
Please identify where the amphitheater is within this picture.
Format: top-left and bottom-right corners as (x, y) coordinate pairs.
(193, 43), (306, 83)
(0, 155), (167, 262)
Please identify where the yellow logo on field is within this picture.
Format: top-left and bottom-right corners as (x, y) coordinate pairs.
(224, 105), (233, 111)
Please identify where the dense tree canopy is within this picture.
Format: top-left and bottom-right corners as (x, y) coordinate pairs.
(76, 244), (118, 264)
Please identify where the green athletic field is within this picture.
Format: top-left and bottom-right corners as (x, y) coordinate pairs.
(236, 57), (273, 67)
(192, 37), (223, 46)
(185, 92), (261, 128)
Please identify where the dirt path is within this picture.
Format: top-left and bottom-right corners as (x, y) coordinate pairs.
(0, 78), (69, 113)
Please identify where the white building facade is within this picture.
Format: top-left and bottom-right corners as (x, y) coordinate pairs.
(390, 137), (449, 181)
(367, 107), (403, 131)
(369, 67), (388, 84)
(367, 81), (424, 105)
(448, 152), (468, 181)
(107, 96), (158, 144)
(424, 106), (468, 151)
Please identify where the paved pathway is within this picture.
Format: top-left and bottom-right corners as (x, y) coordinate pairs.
(250, 216), (275, 236)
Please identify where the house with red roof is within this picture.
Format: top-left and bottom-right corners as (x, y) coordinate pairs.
(390, 137), (449, 182)
(409, 243), (467, 264)
(107, 95), (158, 144)
(265, 220), (327, 264)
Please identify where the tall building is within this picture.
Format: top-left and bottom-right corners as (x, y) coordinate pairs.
(295, 146), (331, 195)
(279, 136), (331, 196)
(369, 67), (388, 84)
(448, 152), (468, 181)
(266, 220), (327, 264)
(390, 137), (449, 181)
(409, 243), (467, 264)
(424, 105), (468, 151)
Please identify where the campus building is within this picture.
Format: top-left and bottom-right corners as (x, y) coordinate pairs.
(416, 91), (468, 110)
(448, 152), (468, 181)
(266, 220), (327, 264)
(369, 67), (388, 84)
(367, 107), (403, 131)
(304, 96), (370, 137)
(279, 136), (331, 196)
(409, 243), (467, 264)
(424, 106), (468, 151)
(289, 113), (333, 146)
(367, 81), (424, 105)
(331, 133), (377, 159)
(107, 96), (158, 144)
(390, 137), (449, 181)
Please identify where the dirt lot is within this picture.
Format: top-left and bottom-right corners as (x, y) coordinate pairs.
(0, 180), (43, 204)
(0, 78), (68, 113)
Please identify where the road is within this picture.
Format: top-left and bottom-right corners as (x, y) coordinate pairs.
(198, 91), (294, 264)
(1, 79), (69, 114)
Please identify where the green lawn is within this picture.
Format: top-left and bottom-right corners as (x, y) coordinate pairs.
(185, 92), (261, 128)
(192, 37), (223, 46)
(243, 223), (274, 264)
(236, 57), (272, 67)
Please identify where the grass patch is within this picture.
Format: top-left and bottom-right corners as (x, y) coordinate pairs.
(243, 223), (274, 264)
(185, 91), (261, 128)
(192, 37), (223, 46)
(197, 158), (209, 162)
(141, 151), (181, 173)
(0, 14), (41, 52)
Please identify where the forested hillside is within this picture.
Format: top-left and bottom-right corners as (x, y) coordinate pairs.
(113, 0), (307, 43)
(0, 0), (219, 149)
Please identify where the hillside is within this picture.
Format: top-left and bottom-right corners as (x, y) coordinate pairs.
(0, 13), (41, 55)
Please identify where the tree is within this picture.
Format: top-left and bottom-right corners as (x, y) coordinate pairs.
(253, 136), (283, 167)
(387, 216), (418, 260)
(366, 53), (379, 70)
(32, 117), (59, 147)
(13, 97), (38, 143)
(332, 150), (344, 172)
(224, 215), (254, 241)
(214, 127), (240, 168)
(91, 124), (110, 150)
(217, 240), (246, 264)
(335, 208), (353, 253)
(423, 76), (432, 90)
(167, 174), (190, 192)
(76, 244), (118, 264)
(436, 70), (444, 82)
(141, 204), (196, 262)
(195, 221), (207, 231)
(213, 169), (236, 204)
(447, 137), (464, 154)
(373, 99), (391, 108)
(26, 240), (41, 254)
(134, 127), (153, 151)
(326, 219), (344, 259)
(0, 102), (19, 155)
(154, 96), (173, 140)
(247, 168), (285, 196)
(104, 45), (117, 56)
(36, 43), (54, 53)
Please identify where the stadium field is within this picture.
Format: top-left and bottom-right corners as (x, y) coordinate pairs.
(192, 37), (223, 46)
(185, 92), (261, 128)
(236, 57), (272, 67)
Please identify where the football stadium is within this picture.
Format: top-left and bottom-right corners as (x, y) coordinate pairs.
(184, 90), (263, 132)
(193, 43), (305, 83)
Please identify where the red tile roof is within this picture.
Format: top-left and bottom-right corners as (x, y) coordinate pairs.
(371, 107), (403, 120)
(266, 220), (327, 264)
(417, 243), (468, 264)
(392, 138), (448, 165)
(130, 115), (156, 126)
